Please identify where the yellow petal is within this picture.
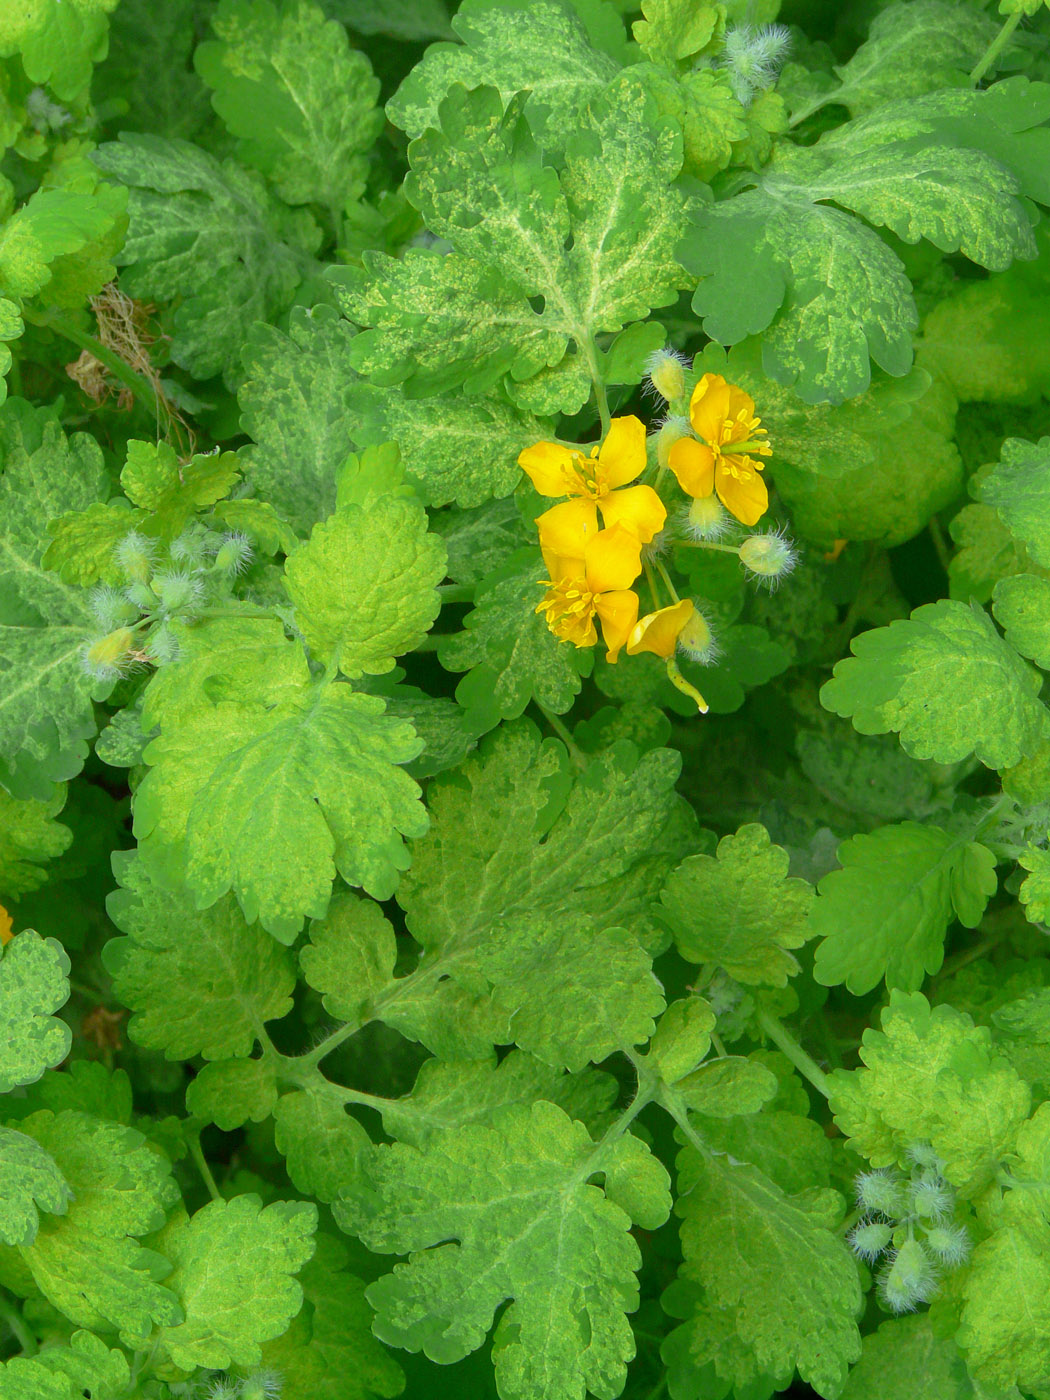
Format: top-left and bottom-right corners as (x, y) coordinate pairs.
(626, 599), (695, 659)
(725, 381), (758, 428)
(519, 441), (577, 497)
(536, 498), (599, 574)
(688, 374), (732, 444)
(0, 902), (11, 945)
(716, 459), (769, 527)
(584, 524), (643, 595)
(595, 589), (640, 662)
(668, 436), (716, 499)
(597, 415), (647, 489)
(599, 484), (667, 544)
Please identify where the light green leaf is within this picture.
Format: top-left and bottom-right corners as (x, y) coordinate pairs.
(260, 1233), (405, 1400)
(273, 1087), (371, 1204)
(103, 851), (296, 1059)
(948, 503), (1031, 605)
(120, 440), (240, 536)
(0, 1331), (131, 1400)
(397, 721), (694, 964)
(632, 0), (721, 66)
(840, 1313), (997, 1400)
(132, 628), (427, 939)
(994, 572), (1050, 669)
(299, 891), (396, 1024)
(0, 186), (125, 304)
(195, 0), (382, 209)
(0, 0), (118, 101)
(284, 495), (446, 677)
(40, 498), (138, 589)
(0, 786), (71, 900)
(1018, 845), (1050, 925)
(811, 823), (997, 995)
(157, 1195), (317, 1371)
(92, 135), (314, 380)
(647, 998), (716, 1086)
(661, 824), (814, 987)
(388, 0), (619, 149)
(337, 1101), (670, 1400)
(437, 548), (593, 727)
(828, 1), (998, 117)
(958, 1213), (1050, 1394)
(676, 1057), (779, 1119)
(186, 1057), (278, 1131)
(674, 1150), (861, 1396)
(0, 931), (71, 1094)
(0, 400), (109, 799)
(0, 1126), (70, 1247)
(820, 599), (1047, 769)
(829, 990), (1031, 1195)
(980, 437), (1050, 567)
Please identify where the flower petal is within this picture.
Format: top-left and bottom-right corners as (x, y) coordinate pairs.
(536, 499), (599, 576)
(668, 436), (716, 499)
(716, 459), (769, 527)
(599, 484), (667, 544)
(519, 441), (577, 497)
(584, 524), (643, 594)
(626, 599), (695, 659)
(725, 382), (758, 428)
(689, 374), (732, 444)
(595, 589), (640, 663)
(597, 415), (647, 488)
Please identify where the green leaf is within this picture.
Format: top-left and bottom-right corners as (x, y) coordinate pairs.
(156, 1195), (317, 1371)
(0, 186), (125, 304)
(337, 1101), (670, 1400)
(284, 494), (446, 677)
(647, 998), (716, 1086)
(299, 891), (396, 1024)
(132, 623), (427, 939)
(0, 400), (109, 798)
(0, 785), (71, 900)
(0, 0), (118, 101)
(821, 600), (1047, 769)
(119, 440), (241, 536)
(840, 1313), (991, 1400)
(260, 1233), (405, 1400)
(957, 1212), (1050, 1394)
(827, 1), (999, 117)
(0, 1331), (131, 1400)
(104, 850), (296, 1059)
(811, 823), (997, 995)
(675, 1057), (779, 1119)
(673, 1149), (861, 1396)
(1018, 844), (1050, 925)
(92, 135), (314, 380)
(0, 1126), (70, 1247)
(327, 0), (452, 39)
(994, 572), (1050, 669)
(186, 1057), (278, 1131)
(948, 503), (1031, 605)
(980, 437), (1050, 568)
(0, 931), (71, 1094)
(397, 721), (695, 964)
(195, 0), (382, 209)
(437, 549), (593, 727)
(829, 990), (1031, 1195)
(273, 1087), (371, 1204)
(632, 0), (721, 66)
(661, 825), (814, 987)
(388, 0), (620, 150)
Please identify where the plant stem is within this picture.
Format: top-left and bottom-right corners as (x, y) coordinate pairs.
(655, 559), (681, 604)
(438, 583), (475, 604)
(755, 1009), (830, 1099)
(535, 701), (586, 768)
(187, 1129), (222, 1203)
(674, 539), (740, 555)
(643, 1378), (669, 1400)
(970, 10), (1023, 84)
(0, 1296), (36, 1357)
(584, 336), (612, 436)
(298, 1019), (359, 1069)
(22, 308), (164, 423)
(928, 515), (952, 574)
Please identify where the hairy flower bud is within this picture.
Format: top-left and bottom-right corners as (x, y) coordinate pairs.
(145, 624), (181, 666)
(879, 1239), (938, 1314)
(655, 416), (690, 470)
(910, 1173), (953, 1222)
(848, 1220), (893, 1263)
(114, 530), (157, 585)
(924, 1223), (971, 1267)
(646, 349), (689, 404)
(82, 627), (136, 682)
(855, 1169), (903, 1218)
(214, 531), (253, 577)
(685, 493), (731, 541)
(677, 607), (720, 666)
(239, 1371), (283, 1400)
(738, 529), (797, 586)
(89, 584), (138, 631)
(152, 569), (205, 616)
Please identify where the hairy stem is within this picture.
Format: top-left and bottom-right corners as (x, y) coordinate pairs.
(187, 1126), (222, 1203)
(755, 1009), (830, 1099)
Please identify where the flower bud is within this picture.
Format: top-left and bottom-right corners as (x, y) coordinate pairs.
(646, 349), (689, 404)
(152, 569), (205, 616)
(114, 530), (157, 584)
(677, 608), (719, 666)
(82, 627), (136, 682)
(738, 529), (797, 585)
(685, 493), (730, 541)
(879, 1239), (937, 1314)
(145, 624), (181, 666)
(213, 531), (253, 577)
(925, 1223), (971, 1267)
(170, 526), (210, 566)
(123, 582), (157, 612)
(906, 1142), (942, 1171)
(239, 1371), (282, 1400)
(655, 416), (690, 470)
(89, 584), (138, 631)
(910, 1173), (952, 1222)
(848, 1220), (893, 1262)
(855, 1169), (903, 1218)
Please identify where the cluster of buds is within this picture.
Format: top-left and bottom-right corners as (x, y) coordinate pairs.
(848, 1147), (971, 1314)
(199, 1371), (282, 1400)
(519, 349), (797, 713)
(80, 524), (253, 682)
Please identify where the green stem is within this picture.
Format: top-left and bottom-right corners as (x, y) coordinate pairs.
(187, 1128), (222, 1203)
(755, 1009), (830, 1099)
(643, 1378), (669, 1400)
(655, 560), (681, 604)
(787, 92), (834, 129)
(928, 515), (952, 574)
(0, 1296), (37, 1357)
(535, 701), (586, 768)
(674, 539), (740, 555)
(22, 308), (163, 423)
(970, 9), (1023, 83)
(438, 583), (475, 604)
(710, 1030), (727, 1059)
(584, 337), (612, 436)
(298, 1020), (359, 1070)
(643, 558), (664, 610)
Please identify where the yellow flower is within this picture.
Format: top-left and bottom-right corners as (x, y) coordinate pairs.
(536, 523), (642, 663)
(0, 903), (12, 946)
(667, 373), (771, 527)
(626, 599), (696, 659)
(519, 415), (666, 545)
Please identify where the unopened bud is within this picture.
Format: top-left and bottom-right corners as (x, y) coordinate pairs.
(848, 1220), (893, 1262)
(925, 1223), (970, 1267)
(856, 1169), (903, 1218)
(145, 624), (181, 666)
(114, 530), (157, 584)
(677, 608), (719, 666)
(910, 1174), (952, 1221)
(82, 627), (136, 682)
(89, 584), (138, 631)
(655, 416), (690, 470)
(738, 529), (797, 585)
(879, 1239), (937, 1314)
(213, 532), (253, 577)
(685, 493), (730, 541)
(240, 1371), (282, 1400)
(152, 569), (204, 616)
(646, 349), (689, 404)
